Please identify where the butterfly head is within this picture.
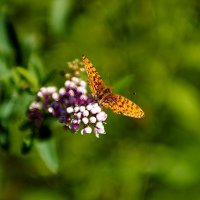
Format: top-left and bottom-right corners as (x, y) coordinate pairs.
(102, 87), (112, 94)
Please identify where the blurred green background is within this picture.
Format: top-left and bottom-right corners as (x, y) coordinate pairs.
(1, 0), (200, 199)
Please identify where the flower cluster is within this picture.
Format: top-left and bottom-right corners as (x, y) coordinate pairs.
(28, 60), (107, 138)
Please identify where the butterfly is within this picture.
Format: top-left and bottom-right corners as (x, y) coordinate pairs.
(82, 55), (144, 118)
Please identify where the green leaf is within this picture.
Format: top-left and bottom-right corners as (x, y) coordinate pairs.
(0, 99), (16, 119)
(14, 67), (39, 90)
(0, 125), (9, 151)
(49, 0), (72, 34)
(28, 53), (44, 84)
(35, 138), (59, 174)
(167, 79), (200, 135)
(21, 129), (34, 154)
(0, 11), (13, 57)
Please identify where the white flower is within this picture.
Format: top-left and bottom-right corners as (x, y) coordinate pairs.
(64, 80), (71, 87)
(76, 112), (82, 119)
(71, 77), (80, 84)
(80, 94), (87, 100)
(80, 106), (86, 112)
(96, 112), (107, 122)
(66, 107), (74, 113)
(77, 86), (87, 94)
(82, 117), (89, 124)
(47, 86), (57, 93)
(80, 80), (86, 87)
(52, 92), (59, 100)
(91, 105), (101, 114)
(89, 116), (97, 123)
(59, 88), (66, 95)
(65, 80), (75, 88)
(94, 124), (106, 138)
(96, 122), (104, 129)
(86, 104), (93, 111)
(68, 89), (75, 96)
(40, 87), (47, 93)
(48, 107), (53, 113)
(81, 126), (92, 134)
(29, 102), (41, 110)
(37, 91), (43, 98)
(82, 110), (89, 117)
(74, 106), (80, 112)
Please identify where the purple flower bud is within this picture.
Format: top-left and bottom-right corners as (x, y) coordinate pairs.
(70, 119), (80, 132)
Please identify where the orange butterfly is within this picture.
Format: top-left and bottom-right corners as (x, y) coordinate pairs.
(82, 55), (144, 118)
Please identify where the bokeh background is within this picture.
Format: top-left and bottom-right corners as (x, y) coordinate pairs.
(1, 0), (200, 199)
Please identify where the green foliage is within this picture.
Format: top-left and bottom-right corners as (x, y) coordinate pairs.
(35, 138), (59, 174)
(1, 0), (200, 199)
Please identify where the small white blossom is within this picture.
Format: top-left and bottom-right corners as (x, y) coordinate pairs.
(80, 106), (86, 112)
(93, 103), (99, 107)
(77, 86), (87, 94)
(71, 119), (79, 124)
(74, 106), (80, 112)
(69, 82), (76, 88)
(29, 102), (41, 110)
(59, 88), (66, 95)
(81, 126), (92, 134)
(86, 104), (93, 111)
(89, 116), (97, 123)
(94, 125), (106, 138)
(66, 107), (74, 113)
(91, 106), (101, 114)
(48, 107), (53, 113)
(64, 80), (71, 87)
(37, 91), (43, 98)
(76, 112), (82, 119)
(68, 89), (75, 96)
(71, 77), (80, 84)
(80, 80), (86, 87)
(96, 122), (104, 129)
(96, 112), (107, 122)
(52, 92), (59, 100)
(82, 117), (89, 124)
(82, 110), (89, 117)
(40, 87), (47, 93)
(80, 94), (87, 100)
(65, 80), (76, 88)
(47, 86), (57, 93)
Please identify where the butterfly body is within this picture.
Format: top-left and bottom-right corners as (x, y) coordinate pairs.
(82, 55), (144, 118)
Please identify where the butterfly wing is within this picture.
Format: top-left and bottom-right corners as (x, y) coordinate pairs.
(82, 55), (106, 98)
(101, 93), (145, 118)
